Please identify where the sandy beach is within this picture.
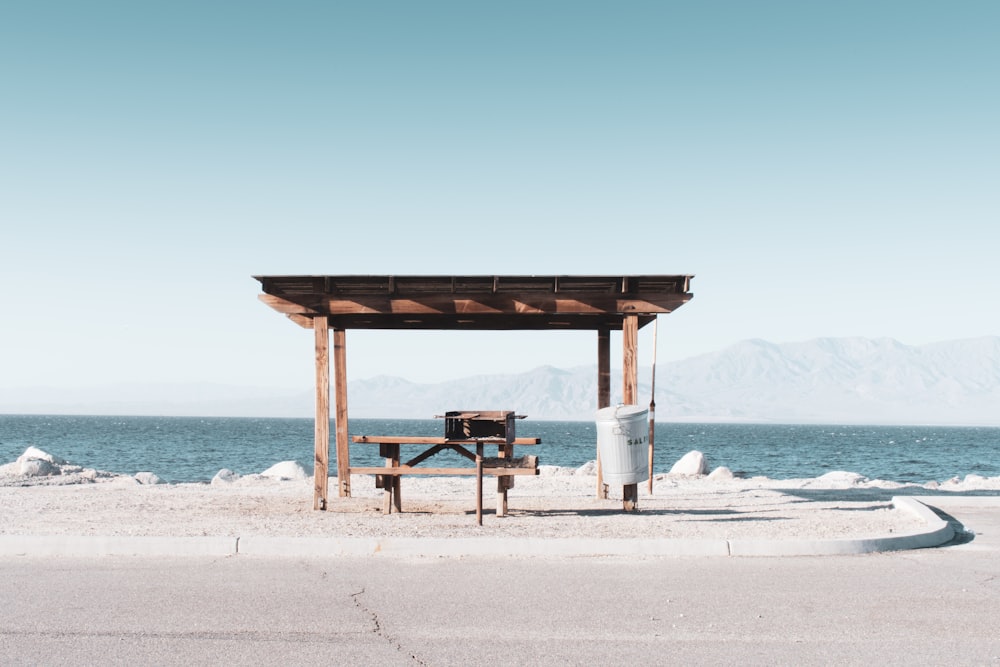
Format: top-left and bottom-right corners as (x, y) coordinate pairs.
(6, 445), (997, 544)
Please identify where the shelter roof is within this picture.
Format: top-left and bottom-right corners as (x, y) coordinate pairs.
(254, 274), (693, 331)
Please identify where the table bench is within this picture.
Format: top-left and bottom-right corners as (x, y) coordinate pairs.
(351, 435), (541, 525)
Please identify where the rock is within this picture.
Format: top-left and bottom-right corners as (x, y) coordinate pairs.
(260, 461), (307, 481)
(815, 471), (866, 485)
(17, 446), (67, 466)
(575, 460), (598, 476)
(134, 472), (162, 485)
(19, 458), (59, 477)
(211, 468), (241, 485)
(14, 446), (69, 477)
(669, 451), (708, 476)
(707, 466), (734, 481)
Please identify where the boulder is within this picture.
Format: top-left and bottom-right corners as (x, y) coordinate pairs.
(134, 472), (162, 485)
(260, 461), (307, 481)
(669, 450), (709, 476)
(707, 466), (734, 481)
(19, 458), (59, 477)
(815, 471), (866, 486)
(18, 446), (67, 466)
(575, 460), (598, 476)
(212, 468), (241, 485)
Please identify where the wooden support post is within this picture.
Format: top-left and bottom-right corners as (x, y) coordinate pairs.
(622, 314), (639, 511)
(333, 328), (351, 497)
(596, 327), (611, 499)
(476, 443), (484, 526)
(313, 316), (330, 510)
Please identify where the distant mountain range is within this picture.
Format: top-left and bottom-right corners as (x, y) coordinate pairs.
(3, 337), (998, 425)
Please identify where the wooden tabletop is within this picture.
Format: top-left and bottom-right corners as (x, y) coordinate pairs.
(352, 435), (540, 445)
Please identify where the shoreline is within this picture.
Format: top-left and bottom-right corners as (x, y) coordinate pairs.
(4, 417), (1000, 485)
(2, 446), (996, 553)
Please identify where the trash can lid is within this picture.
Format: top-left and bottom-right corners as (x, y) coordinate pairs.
(595, 404), (648, 420)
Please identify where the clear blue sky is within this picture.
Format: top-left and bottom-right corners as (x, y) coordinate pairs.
(2, 1), (997, 391)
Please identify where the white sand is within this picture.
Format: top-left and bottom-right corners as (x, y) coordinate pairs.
(5, 446), (997, 541)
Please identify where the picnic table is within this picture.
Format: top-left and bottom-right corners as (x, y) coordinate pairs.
(351, 435), (541, 525)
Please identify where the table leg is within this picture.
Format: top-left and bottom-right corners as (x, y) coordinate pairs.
(497, 443), (511, 517)
(384, 444), (400, 514)
(392, 474), (402, 513)
(497, 480), (509, 517)
(382, 481), (392, 515)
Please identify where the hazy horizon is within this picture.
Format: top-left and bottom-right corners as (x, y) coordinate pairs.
(4, 336), (997, 427)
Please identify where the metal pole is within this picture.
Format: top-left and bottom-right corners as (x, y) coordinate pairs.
(647, 317), (658, 495)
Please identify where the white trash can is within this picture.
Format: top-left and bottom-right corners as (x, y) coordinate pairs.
(595, 404), (649, 485)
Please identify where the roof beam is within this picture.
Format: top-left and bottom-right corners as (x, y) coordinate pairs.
(254, 275), (694, 331)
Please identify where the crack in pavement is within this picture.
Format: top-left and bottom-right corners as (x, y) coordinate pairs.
(350, 587), (427, 666)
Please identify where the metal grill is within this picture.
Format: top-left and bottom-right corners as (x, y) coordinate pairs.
(438, 411), (525, 444)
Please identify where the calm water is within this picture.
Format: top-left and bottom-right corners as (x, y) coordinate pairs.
(1, 415), (998, 484)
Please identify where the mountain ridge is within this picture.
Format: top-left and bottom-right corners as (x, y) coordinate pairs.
(2, 337), (997, 425)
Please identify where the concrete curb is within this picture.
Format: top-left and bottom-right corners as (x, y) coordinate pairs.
(0, 535), (237, 557)
(0, 497), (956, 558)
(236, 536), (733, 558)
(729, 496), (955, 556)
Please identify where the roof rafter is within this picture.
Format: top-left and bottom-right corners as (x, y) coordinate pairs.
(254, 274), (694, 331)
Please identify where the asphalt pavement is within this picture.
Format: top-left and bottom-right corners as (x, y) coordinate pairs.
(1, 496), (998, 665)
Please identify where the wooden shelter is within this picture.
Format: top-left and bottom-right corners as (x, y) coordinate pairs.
(254, 274), (694, 510)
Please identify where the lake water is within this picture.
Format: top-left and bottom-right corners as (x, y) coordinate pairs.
(2, 415), (998, 484)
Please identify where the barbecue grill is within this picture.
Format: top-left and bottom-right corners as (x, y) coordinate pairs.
(437, 410), (525, 444)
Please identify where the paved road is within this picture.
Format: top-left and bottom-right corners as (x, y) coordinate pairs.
(1, 497), (998, 666)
